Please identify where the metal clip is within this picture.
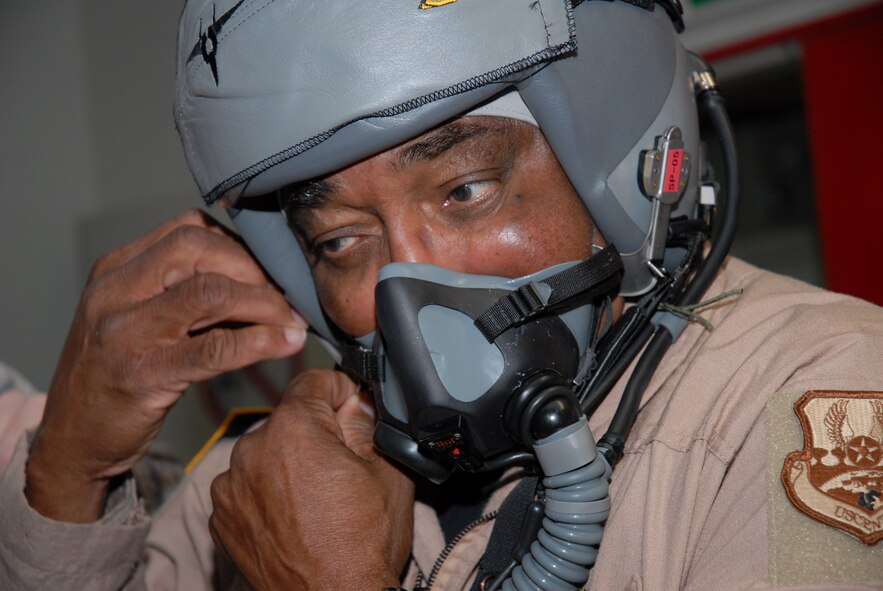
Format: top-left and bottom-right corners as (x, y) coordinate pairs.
(640, 126), (691, 264)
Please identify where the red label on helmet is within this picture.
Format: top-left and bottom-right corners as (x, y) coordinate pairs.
(664, 149), (683, 194)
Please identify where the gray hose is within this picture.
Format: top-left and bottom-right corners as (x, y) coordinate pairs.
(501, 419), (610, 591)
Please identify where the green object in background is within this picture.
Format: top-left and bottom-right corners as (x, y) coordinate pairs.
(690, 0), (730, 6)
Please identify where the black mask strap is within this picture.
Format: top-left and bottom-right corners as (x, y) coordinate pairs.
(474, 245), (623, 342)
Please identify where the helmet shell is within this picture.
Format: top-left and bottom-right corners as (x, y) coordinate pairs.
(175, 0), (700, 349)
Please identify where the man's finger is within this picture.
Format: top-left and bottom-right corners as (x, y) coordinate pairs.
(88, 209), (227, 281)
(102, 222), (273, 305)
(281, 370), (361, 416)
(136, 324), (306, 388)
(336, 393), (377, 458)
(123, 273), (304, 340)
(209, 471), (236, 560)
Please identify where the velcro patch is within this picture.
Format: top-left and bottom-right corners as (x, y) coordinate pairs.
(781, 390), (883, 544)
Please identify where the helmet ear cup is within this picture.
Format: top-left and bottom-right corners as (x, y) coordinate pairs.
(230, 207), (340, 350)
(519, 1), (701, 295)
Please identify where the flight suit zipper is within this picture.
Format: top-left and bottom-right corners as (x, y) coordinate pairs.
(414, 511), (498, 590)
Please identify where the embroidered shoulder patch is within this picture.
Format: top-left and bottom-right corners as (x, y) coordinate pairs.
(781, 390), (883, 544)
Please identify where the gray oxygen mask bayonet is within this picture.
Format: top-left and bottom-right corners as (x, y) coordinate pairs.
(362, 245), (623, 483)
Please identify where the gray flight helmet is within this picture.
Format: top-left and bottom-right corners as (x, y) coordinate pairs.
(175, 0), (701, 356)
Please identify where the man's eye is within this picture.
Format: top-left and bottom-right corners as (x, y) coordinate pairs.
(447, 180), (494, 204)
(315, 235), (357, 257)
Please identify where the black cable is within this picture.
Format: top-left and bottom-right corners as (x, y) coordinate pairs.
(576, 271), (673, 413)
(597, 327), (673, 463)
(580, 322), (654, 416)
(680, 87), (740, 306)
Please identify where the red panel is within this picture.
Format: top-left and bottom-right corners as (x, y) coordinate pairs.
(801, 7), (883, 305)
(703, 3), (883, 305)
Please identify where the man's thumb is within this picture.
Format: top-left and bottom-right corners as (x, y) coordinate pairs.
(337, 393), (377, 458)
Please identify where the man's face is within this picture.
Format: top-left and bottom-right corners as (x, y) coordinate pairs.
(284, 117), (596, 337)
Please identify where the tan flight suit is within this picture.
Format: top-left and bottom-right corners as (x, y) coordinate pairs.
(0, 360), (43, 474)
(2, 258), (882, 590)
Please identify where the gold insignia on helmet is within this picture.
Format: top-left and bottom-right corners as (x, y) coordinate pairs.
(782, 390), (883, 545)
(420, 0), (459, 9)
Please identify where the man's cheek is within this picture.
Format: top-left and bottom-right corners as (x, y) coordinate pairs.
(322, 290), (376, 337)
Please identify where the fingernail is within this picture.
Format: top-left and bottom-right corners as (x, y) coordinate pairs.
(290, 308), (308, 328)
(284, 326), (306, 346)
(358, 394), (376, 419)
(164, 268), (189, 288)
(190, 317), (213, 332)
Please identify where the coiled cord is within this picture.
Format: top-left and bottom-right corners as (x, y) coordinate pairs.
(496, 420), (610, 591)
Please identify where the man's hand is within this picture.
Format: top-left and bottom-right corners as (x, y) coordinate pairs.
(25, 210), (307, 522)
(209, 369), (415, 591)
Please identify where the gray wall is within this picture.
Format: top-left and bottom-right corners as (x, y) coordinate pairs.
(0, 1), (194, 391)
(0, 1), (222, 457)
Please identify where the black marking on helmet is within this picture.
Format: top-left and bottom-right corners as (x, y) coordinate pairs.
(619, 0), (655, 9)
(187, 1), (245, 86)
(571, 0), (684, 33)
(572, 0), (653, 7)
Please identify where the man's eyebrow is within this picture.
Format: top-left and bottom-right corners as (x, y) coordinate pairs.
(393, 121), (498, 169)
(278, 121), (500, 212)
(278, 178), (339, 211)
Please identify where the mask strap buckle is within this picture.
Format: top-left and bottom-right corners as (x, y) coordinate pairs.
(474, 245), (624, 342)
(339, 343), (384, 383)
